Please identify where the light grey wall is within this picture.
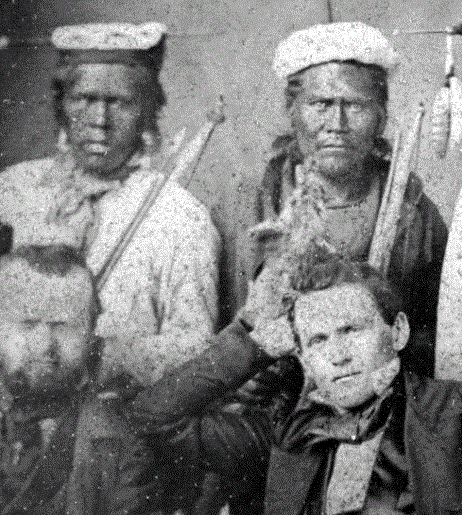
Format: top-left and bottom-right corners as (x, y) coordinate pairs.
(2, 0), (461, 318)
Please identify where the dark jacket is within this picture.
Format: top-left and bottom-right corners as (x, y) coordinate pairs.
(126, 324), (462, 515)
(0, 383), (149, 515)
(262, 371), (462, 515)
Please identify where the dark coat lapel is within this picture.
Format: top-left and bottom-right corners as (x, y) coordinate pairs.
(264, 444), (327, 515)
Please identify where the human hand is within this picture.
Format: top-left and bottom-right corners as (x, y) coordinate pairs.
(249, 316), (296, 358)
(239, 261), (298, 330)
(238, 262), (299, 358)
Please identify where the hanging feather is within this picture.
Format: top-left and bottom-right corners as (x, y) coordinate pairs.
(450, 75), (462, 150)
(431, 30), (453, 159)
(432, 84), (450, 159)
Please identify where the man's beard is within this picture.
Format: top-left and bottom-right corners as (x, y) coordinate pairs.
(316, 157), (362, 182)
(4, 364), (84, 399)
(313, 156), (375, 199)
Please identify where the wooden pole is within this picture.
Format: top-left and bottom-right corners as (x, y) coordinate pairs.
(368, 104), (425, 274)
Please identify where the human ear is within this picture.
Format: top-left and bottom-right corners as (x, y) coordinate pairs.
(391, 311), (410, 351)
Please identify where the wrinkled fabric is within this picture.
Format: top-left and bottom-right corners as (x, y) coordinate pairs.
(127, 325), (462, 515)
(0, 154), (221, 384)
(115, 320), (273, 515)
(0, 384), (148, 515)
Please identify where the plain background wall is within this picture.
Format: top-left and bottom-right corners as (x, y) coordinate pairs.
(2, 0), (462, 323)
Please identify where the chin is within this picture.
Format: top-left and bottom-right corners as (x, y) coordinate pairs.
(82, 158), (115, 175)
(316, 158), (358, 179)
(334, 390), (375, 409)
(6, 367), (83, 398)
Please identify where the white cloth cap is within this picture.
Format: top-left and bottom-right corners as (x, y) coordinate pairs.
(52, 22), (166, 50)
(273, 22), (399, 79)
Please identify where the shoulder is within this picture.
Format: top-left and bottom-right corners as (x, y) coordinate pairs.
(0, 157), (55, 190)
(151, 179), (220, 244)
(404, 371), (462, 420)
(162, 181), (214, 222)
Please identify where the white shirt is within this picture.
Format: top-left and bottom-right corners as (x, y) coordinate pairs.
(0, 153), (221, 384)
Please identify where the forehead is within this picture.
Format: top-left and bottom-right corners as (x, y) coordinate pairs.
(295, 284), (378, 331)
(69, 63), (141, 96)
(298, 62), (382, 101)
(0, 260), (94, 323)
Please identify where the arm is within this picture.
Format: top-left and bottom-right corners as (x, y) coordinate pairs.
(100, 189), (222, 385)
(121, 319), (274, 430)
(109, 323), (274, 515)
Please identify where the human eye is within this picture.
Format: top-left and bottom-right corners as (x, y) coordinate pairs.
(301, 99), (330, 114)
(311, 99), (331, 112)
(50, 321), (67, 329)
(21, 319), (40, 330)
(346, 101), (366, 114)
(65, 95), (84, 108)
(339, 323), (364, 334)
(110, 96), (134, 109)
(308, 333), (328, 346)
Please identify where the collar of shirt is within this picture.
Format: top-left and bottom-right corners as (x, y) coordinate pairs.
(41, 150), (152, 191)
(278, 386), (395, 452)
(43, 151), (153, 222)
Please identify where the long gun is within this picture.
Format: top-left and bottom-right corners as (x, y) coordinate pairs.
(368, 104), (425, 274)
(95, 98), (225, 292)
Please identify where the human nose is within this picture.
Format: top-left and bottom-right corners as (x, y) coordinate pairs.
(325, 101), (347, 132)
(29, 323), (54, 353)
(87, 99), (109, 127)
(330, 341), (353, 366)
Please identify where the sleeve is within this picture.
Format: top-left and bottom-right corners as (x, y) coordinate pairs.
(119, 320), (274, 431)
(154, 192), (221, 336)
(105, 321), (274, 515)
(404, 193), (447, 330)
(198, 406), (273, 504)
(397, 194), (448, 377)
(123, 400), (273, 515)
(100, 192), (222, 385)
(71, 435), (154, 515)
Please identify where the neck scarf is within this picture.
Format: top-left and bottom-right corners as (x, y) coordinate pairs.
(40, 151), (149, 251)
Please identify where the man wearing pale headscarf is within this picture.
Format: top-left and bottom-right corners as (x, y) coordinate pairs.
(247, 22), (447, 377)
(0, 23), (220, 385)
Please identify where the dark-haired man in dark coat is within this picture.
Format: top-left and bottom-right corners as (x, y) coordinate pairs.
(124, 255), (462, 515)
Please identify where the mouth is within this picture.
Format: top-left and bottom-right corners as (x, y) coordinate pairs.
(84, 142), (109, 154)
(319, 145), (349, 152)
(333, 371), (361, 382)
(27, 358), (60, 370)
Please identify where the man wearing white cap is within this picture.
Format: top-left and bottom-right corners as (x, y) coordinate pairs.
(250, 22), (447, 377)
(0, 23), (220, 385)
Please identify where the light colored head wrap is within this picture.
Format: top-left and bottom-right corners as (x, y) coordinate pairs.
(273, 22), (399, 79)
(51, 22), (166, 67)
